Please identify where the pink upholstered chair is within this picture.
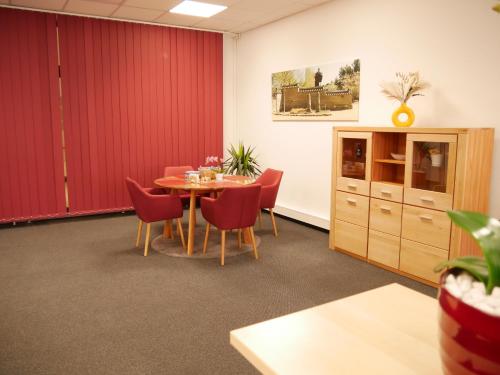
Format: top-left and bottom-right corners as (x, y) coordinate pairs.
(200, 185), (261, 266)
(126, 177), (185, 256)
(254, 168), (283, 236)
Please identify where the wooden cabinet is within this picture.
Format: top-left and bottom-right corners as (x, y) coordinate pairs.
(330, 127), (494, 286)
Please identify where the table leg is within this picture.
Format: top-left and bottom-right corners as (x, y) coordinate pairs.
(242, 227), (252, 244)
(187, 189), (196, 255)
(163, 220), (173, 239)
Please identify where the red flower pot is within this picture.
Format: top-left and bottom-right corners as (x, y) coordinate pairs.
(438, 272), (500, 374)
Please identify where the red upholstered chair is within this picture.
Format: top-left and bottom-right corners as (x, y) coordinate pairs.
(126, 177), (185, 256)
(164, 165), (193, 204)
(201, 185), (262, 266)
(254, 168), (283, 236)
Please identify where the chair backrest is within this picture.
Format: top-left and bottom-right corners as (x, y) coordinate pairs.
(255, 168), (283, 209)
(255, 168), (283, 187)
(126, 177), (183, 223)
(164, 165), (194, 177)
(216, 184), (262, 230)
(126, 177), (150, 221)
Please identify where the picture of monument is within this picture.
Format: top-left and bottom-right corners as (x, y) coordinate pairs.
(272, 59), (360, 121)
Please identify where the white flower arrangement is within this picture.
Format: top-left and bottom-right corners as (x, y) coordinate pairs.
(380, 72), (430, 104)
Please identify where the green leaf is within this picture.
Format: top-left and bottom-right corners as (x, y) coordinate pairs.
(447, 210), (500, 294)
(434, 256), (489, 285)
(223, 142), (261, 177)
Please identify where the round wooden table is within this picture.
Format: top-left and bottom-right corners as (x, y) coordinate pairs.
(154, 175), (255, 256)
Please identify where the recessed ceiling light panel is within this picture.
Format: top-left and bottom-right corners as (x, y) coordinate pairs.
(169, 1), (227, 18)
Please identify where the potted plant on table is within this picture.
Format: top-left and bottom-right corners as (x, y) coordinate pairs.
(203, 155), (224, 180)
(434, 211), (500, 375)
(224, 143), (261, 178)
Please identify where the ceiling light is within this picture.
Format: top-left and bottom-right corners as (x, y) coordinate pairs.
(169, 1), (227, 18)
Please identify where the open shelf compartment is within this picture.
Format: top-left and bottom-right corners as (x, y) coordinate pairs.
(372, 132), (406, 185)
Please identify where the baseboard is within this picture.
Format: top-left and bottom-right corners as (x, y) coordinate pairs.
(268, 205), (330, 230)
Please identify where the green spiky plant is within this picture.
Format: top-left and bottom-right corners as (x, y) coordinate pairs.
(435, 211), (500, 294)
(223, 143), (261, 177)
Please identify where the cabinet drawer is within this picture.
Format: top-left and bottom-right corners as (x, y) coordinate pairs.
(334, 220), (368, 257)
(337, 177), (370, 196)
(369, 198), (402, 236)
(368, 229), (400, 269)
(402, 205), (451, 250)
(404, 188), (452, 211)
(400, 239), (449, 284)
(371, 181), (403, 203)
(335, 191), (369, 227)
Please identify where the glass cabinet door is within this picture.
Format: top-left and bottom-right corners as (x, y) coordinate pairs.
(404, 134), (457, 210)
(337, 131), (372, 182)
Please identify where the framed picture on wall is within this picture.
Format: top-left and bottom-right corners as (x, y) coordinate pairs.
(271, 59), (360, 121)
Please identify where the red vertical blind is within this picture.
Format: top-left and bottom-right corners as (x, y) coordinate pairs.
(58, 16), (223, 215)
(0, 8), (66, 223)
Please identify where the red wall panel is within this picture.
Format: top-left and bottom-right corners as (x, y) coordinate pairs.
(58, 16), (223, 215)
(0, 8), (66, 223)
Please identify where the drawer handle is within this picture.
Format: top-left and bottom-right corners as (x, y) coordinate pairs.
(380, 190), (392, 196)
(419, 214), (433, 222)
(420, 196), (434, 203)
(380, 205), (392, 213)
(347, 183), (357, 189)
(346, 198), (357, 205)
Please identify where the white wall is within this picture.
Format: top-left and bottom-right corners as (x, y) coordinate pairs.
(224, 0), (500, 228)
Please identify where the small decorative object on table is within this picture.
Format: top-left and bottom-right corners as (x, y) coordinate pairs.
(434, 211), (500, 375)
(203, 155), (224, 180)
(380, 72), (430, 127)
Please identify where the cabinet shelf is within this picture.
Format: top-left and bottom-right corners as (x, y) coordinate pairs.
(374, 159), (406, 165)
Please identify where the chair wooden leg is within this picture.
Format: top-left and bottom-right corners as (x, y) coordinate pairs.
(177, 218), (186, 250)
(220, 230), (226, 266)
(136, 220), (143, 247)
(249, 227), (259, 260)
(144, 223), (151, 256)
(258, 211), (262, 228)
(203, 223), (211, 254)
(237, 229), (242, 249)
(270, 209), (278, 237)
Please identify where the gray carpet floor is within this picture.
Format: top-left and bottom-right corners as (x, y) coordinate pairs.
(0, 212), (436, 375)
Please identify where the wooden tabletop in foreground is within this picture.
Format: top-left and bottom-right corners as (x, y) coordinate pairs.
(230, 283), (440, 374)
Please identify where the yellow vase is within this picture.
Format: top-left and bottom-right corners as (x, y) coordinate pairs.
(392, 103), (415, 127)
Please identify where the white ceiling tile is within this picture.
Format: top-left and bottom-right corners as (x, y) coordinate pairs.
(155, 11), (199, 26)
(7, 0), (328, 33)
(204, 0), (241, 5)
(11, 0), (66, 10)
(124, 0), (179, 11)
(194, 16), (244, 31)
(297, 0), (331, 4)
(65, 0), (119, 16)
(112, 5), (164, 21)
(231, 0), (295, 12)
(212, 7), (264, 23)
(85, 0), (122, 4)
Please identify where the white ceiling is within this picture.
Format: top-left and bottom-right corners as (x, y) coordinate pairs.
(1, 0), (332, 33)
